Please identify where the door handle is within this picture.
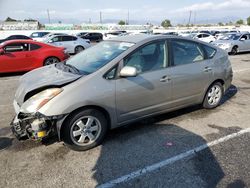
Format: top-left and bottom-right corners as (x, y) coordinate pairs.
(204, 67), (212, 72)
(160, 75), (171, 82)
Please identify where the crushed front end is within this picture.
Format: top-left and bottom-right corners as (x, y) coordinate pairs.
(11, 111), (62, 141)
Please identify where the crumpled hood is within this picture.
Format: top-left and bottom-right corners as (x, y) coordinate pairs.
(15, 64), (82, 106)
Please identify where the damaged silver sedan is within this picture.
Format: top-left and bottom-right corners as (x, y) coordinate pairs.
(11, 35), (233, 151)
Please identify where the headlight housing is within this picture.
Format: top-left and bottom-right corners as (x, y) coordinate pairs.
(20, 88), (63, 113)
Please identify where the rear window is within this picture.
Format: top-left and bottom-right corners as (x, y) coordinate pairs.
(203, 45), (216, 59)
(30, 43), (41, 51)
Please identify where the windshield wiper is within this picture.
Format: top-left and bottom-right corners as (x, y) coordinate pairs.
(64, 63), (80, 74)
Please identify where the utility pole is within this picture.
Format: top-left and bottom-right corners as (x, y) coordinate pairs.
(100, 11), (102, 24)
(193, 12), (196, 25)
(89, 18), (92, 24)
(47, 9), (51, 24)
(188, 10), (192, 26)
(127, 10), (130, 25)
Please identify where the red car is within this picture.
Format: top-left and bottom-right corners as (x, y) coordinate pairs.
(0, 40), (69, 73)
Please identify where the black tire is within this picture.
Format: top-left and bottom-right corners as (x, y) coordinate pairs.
(62, 109), (108, 151)
(230, 46), (238, 55)
(203, 82), (224, 109)
(74, 46), (84, 54)
(43, 57), (59, 66)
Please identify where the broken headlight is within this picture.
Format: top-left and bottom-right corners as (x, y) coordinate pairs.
(20, 88), (63, 113)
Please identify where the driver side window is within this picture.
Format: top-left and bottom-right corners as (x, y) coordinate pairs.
(124, 41), (168, 74)
(4, 43), (29, 53)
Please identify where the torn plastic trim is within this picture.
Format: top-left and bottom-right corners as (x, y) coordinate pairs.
(11, 111), (67, 141)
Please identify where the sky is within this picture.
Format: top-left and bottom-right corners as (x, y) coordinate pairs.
(0, 0), (250, 24)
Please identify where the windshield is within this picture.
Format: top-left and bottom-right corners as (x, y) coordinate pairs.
(65, 41), (134, 75)
(221, 34), (241, 40)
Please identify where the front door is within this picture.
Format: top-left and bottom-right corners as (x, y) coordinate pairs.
(115, 40), (172, 123)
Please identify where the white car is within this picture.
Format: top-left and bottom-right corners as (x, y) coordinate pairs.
(30, 32), (50, 42)
(103, 32), (127, 40)
(212, 33), (250, 55)
(194, 33), (216, 43)
(45, 35), (91, 54)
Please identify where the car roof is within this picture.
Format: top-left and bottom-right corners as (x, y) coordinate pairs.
(197, 33), (211, 35)
(108, 34), (193, 44)
(0, 39), (47, 47)
(107, 34), (165, 43)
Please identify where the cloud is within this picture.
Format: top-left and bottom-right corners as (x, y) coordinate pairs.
(173, 0), (250, 13)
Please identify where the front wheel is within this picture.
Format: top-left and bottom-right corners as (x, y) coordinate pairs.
(203, 82), (223, 109)
(62, 109), (108, 151)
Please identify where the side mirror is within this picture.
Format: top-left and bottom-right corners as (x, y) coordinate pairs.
(0, 49), (4, 55)
(120, 66), (137, 77)
(240, 38), (246, 41)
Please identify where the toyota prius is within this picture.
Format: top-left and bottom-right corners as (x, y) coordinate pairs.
(11, 35), (233, 151)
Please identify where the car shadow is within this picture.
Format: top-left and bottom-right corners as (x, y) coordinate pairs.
(91, 84), (237, 187)
(0, 71), (26, 78)
(92, 122), (226, 187)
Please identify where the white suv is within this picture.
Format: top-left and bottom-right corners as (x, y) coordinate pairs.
(45, 35), (91, 54)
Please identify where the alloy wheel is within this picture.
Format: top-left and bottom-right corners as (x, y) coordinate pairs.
(207, 85), (222, 106)
(44, 57), (59, 66)
(70, 116), (102, 146)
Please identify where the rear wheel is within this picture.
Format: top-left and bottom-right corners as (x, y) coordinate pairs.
(75, 46), (84, 54)
(203, 82), (223, 109)
(230, 46), (238, 55)
(44, 57), (59, 66)
(62, 109), (108, 151)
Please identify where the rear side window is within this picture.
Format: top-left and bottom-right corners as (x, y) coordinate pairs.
(171, 40), (204, 66)
(62, 36), (73, 41)
(203, 45), (216, 59)
(30, 43), (41, 51)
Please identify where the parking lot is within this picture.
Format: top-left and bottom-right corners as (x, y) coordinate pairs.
(0, 53), (249, 187)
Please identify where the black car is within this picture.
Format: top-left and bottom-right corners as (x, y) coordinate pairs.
(0, 35), (32, 43)
(79, 32), (103, 42)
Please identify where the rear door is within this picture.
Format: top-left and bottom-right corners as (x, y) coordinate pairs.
(61, 36), (75, 53)
(169, 39), (213, 106)
(115, 40), (172, 123)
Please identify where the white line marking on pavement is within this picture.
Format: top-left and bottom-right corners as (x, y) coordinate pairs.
(234, 68), (250, 73)
(98, 127), (250, 188)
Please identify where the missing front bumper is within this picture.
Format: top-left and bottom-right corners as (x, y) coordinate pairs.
(10, 113), (59, 141)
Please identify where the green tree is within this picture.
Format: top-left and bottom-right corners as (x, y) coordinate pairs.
(118, 20), (126, 25)
(247, 16), (250, 26)
(236, 19), (244, 25)
(218, 22), (224, 26)
(5, 17), (17, 22)
(161, 19), (172, 28)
